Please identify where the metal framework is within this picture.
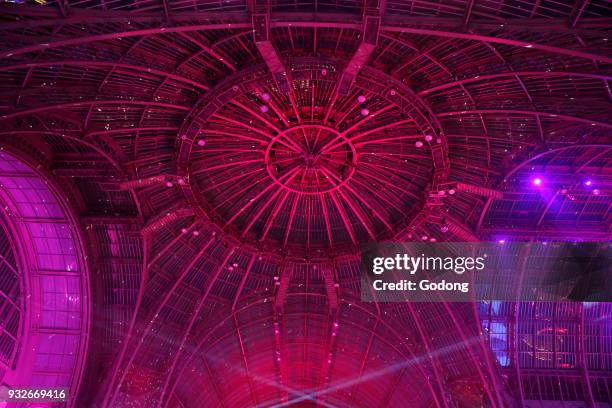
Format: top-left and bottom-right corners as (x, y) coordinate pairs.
(0, 0), (610, 407)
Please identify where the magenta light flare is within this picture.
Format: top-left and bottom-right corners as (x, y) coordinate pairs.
(197, 139), (206, 146)
(532, 177), (542, 186)
(360, 108), (369, 116)
(415, 141), (424, 148)
(357, 95), (366, 103)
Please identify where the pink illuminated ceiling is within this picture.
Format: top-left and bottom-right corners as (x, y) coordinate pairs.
(0, 151), (89, 405)
(0, 0), (611, 407)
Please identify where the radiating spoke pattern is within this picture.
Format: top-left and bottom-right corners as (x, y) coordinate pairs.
(189, 76), (433, 252)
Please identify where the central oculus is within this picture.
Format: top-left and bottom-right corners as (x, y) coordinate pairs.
(265, 125), (357, 194)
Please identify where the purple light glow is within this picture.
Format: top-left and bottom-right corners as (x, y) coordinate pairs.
(532, 178), (542, 186)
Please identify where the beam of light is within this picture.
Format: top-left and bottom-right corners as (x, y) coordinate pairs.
(269, 336), (482, 408)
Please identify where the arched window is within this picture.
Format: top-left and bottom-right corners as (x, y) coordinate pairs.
(0, 150), (90, 407)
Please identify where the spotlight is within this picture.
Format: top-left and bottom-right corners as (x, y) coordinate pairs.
(448, 189), (456, 195)
(360, 108), (369, 116)
(584, 180), (593, 187)
(261, 92), (271, 102)
(357, 95), (366, 103)
(197, 139), (206, 146)
(498, 239), (506, 244)
(321, 69), (327, 76)
(181, 228), (188, 234)
(533, 178), (542, 186)
(415, 141), (423, 148)
(424, 135), (433, 142)
(260, 105), (269, 113)
(593, 189), (601, 196)
(192, 230), (200, 236)
(165, 181), (174, 188)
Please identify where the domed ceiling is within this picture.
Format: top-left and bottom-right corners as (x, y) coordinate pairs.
(0, 1), (610, 407)
(176, 63), (442, 255)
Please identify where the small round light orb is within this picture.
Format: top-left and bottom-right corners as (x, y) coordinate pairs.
(232, 263), (238, 268)
(192, 230), (200, 236)
(261, 92), (271, 102)
(533, 178), (542, 186)
(498, 239), (506, 244)
(389, 89), (396, 96)
(181, 228), (188, 234)
(448, 189), (456, 195)
(197, 139), (206, 146)
(228, 266), (234, 271)
(415, 141), (424, 148)
(165, 181), (174, 188)
(321, 69), (328, 76)
(593, 189), (601, 196)
(360, 108), (369, 116)
(357, 95), (366, 103)
(260, 105), (269, 113)
(438, 190), (446, 196)
(584, 180), (592, 187)
(424, 135), (433, 142)
(177, 178), (186, 185)
(180, 134), (187, 140)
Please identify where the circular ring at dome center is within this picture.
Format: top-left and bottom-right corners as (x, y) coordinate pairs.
(265, 125), (356, 194)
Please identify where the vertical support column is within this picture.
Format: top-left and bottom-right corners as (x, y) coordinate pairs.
(251, 0), (291, 93)
(272, 261), (291, 404)
(338, 0), (383, 95)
